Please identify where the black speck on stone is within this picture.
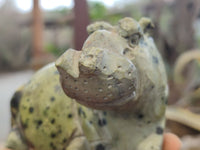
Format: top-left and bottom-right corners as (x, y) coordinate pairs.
(137, 114), (144, 119)
(50, 142), (54, 147)
(165, 98), (168, 104)
(50, 133), (56, 138)
(68, 114), (73, 118)
(152, 56), (159, 64)
(50, 142), (56, 150)
(98, 118), (107, 127)
(62, 138), (67, 143)
(51, 118), (55, 124)
(58, 129), (62, 134)
(156, 126), (164, 135)
(50, 96), (55, 102)
(147, 121), (151, 124)
(98, 119), (103, 127)
(96, 144), (105, 150)
(78, 107), (82, 116)
(37, 120), (43, 126)
(162, 96), (168, 104)
(11, 91), (22, 111)
(102, 118), (107, 125)
(147, 23), (153, 29)
(78, 107), (86, 118)
(22, 118), (29, 129)
(29, 107), (34, 113)
(22, 122), (28, 129)
(82, 111), (86, 118)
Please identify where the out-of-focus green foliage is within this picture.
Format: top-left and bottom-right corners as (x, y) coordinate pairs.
(88, 1), (143, 24)
(45, 43), (67, 57)
(43, 26), (73, 57)
(45, 43), (58, 56)
(89, 2), (107, 21)
(52, 7), (70, 14)
(107, 14), (123, 24)
(88, 1), (123, 24)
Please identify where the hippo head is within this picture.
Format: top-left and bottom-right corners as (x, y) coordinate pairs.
(55, 17), (164, 111)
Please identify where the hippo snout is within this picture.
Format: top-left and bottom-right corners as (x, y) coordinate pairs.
(56, 46), (138, 110)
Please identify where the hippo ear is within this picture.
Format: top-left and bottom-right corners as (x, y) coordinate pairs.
(139, 17), (155, 35)
(117, 17), (141, 37)
(87, 21), (113, 34)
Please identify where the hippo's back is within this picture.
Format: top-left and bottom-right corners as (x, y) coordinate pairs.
(12, 63), (79, 150)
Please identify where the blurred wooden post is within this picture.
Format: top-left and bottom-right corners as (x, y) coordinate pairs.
(171, 0), (200, 52)
(74, 0), (90, 50)
(32, 0), (43, 58)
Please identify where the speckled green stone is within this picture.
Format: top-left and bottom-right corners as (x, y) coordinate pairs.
(6, 17), (168, 150)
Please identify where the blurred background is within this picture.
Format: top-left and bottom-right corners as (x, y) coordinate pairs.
(0, 0), (200, 149)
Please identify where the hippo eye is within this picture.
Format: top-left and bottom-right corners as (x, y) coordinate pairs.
(128, 33), (140, 47)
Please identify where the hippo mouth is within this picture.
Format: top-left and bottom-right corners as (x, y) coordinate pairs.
(56, 47), (138, 109)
